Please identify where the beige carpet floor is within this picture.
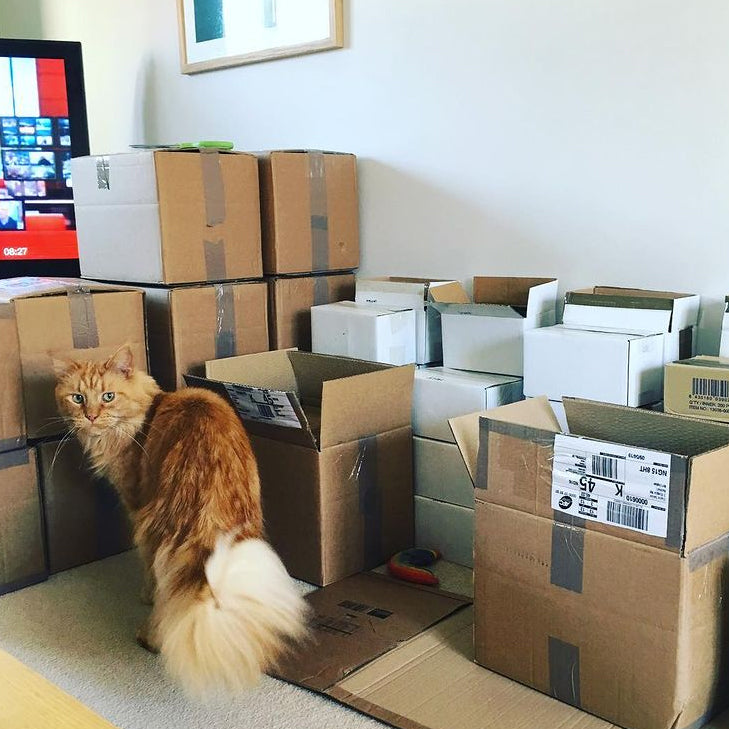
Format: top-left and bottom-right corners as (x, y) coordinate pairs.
(0, 551), (472, 729)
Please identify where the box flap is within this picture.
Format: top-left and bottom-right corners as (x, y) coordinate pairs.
(435, 302), (525, 319)
(563, 287), (700, 333)
(563, 398), (729, 457)
(329, 605), (619, 729)
(0, 277), (136, 304)
(205, 349), (298, 392)
(273, 572), (469, 692)
(319, 364), (415, 448)
(473, 276), (557, 307)
(449, 397), (560, 484)
(428, 280), (470, 304)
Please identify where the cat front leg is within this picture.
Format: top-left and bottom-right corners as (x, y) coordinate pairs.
(136, 608), (161, 654)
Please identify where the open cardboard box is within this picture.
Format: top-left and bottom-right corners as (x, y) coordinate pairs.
(563, 286), (699, 362)
(437, 276), (558, 375)
(449, 396), (729, 729)
(186, 349), (415, 585)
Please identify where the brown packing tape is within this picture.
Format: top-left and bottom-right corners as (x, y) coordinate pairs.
(308, 152), (329, 271)
(350, 435), (381, 568)
(214, 283), (237, 359)
(0, 448), (29, 470)
(67, 286), (100, 349)
(313, 276), (329, 307)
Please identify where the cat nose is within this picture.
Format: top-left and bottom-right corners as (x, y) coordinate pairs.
(86, 413), (98, 422)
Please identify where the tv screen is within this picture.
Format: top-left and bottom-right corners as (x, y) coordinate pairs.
(0, 39), (89, 278)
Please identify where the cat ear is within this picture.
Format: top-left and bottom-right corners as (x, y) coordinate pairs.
(105, 344), (134, 378)
(51, 354), (77, 377)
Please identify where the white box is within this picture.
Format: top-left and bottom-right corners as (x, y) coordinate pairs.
(563, 286), (699, 363)
(524, 324), (665, 406)
(311, 301), (416, 365)
(413, 367), (523, 442)
(438, 277), (558, 375)
(414, 496), (473, 568)
(355, 278), (468, 365)
(414, 436), (474, 508)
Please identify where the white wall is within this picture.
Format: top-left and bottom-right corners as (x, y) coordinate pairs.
(5, 0), (729, 350)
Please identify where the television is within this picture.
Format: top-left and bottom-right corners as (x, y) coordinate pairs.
(0, 38), (89, 278)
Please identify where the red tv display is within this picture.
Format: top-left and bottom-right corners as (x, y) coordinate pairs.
(0, 55), (78, 262)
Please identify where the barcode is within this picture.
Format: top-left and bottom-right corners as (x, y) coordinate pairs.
(591, 455), (618, 480)
(256, 403), (275, 418)
(692, 377), (729, 398)
(606, 501), (648, 531)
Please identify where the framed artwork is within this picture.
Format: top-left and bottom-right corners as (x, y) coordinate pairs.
(177, 0), (343, 74)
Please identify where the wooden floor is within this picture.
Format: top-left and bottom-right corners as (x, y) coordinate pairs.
(0, 649), (116, 729)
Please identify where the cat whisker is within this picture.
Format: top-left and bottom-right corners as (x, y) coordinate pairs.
(48, 426), (80, 477)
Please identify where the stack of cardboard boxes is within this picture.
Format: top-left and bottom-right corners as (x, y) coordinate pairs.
(262, 151), (360, 352)
(524, 287), (700, 418)
(71, 149), (269, 391)
(0, 277), (147, 591)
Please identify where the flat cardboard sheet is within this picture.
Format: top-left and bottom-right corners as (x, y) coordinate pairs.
(275, 573), (621, 729)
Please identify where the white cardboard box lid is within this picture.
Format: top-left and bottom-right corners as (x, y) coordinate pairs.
(355, 277), (469, 306)
(312, 301), (414, 318)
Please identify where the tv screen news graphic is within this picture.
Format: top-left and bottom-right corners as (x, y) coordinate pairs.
(0, 39), (89, 276)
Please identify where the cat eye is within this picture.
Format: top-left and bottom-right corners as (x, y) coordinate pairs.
(71, 393), (85, 404)
(102, 392), (116, 403)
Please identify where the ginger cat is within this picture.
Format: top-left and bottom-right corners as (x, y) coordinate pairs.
(55, 345), (308, 695)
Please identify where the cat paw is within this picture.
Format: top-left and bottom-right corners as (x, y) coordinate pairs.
(136, 621), (160, 654)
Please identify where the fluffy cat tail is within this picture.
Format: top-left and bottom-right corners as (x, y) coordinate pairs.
(156, 534), (309, 696)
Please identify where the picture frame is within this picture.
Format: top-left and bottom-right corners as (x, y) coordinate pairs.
(177, 0), (343, 74)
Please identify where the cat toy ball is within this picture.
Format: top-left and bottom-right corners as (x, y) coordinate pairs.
(387, 548), (441, 586)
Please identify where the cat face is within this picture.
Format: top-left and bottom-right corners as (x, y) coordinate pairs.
(55, 345), (149, 437)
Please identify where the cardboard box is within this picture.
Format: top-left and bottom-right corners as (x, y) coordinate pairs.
(413, 366), (523, 442)
(414, 495), (474, 567)
(37, 438), (133, 574)
(267, 272), (355, 351)
(258, 150), (358, 275)
(664, 355), (729, 422)
(72, 150), (262, 284)
(438, 276), (558, 375)
(275, 574), (621, 729)
(413, 436), (473, 507)
(311, 301), (417, 366)
(144, 281), (268, 391)
(524, 324), (665, 406)
(0, 301), (25, 452)
(0, 447), (47, 595)
(0, 278), (148, 439)
(563, 286), (699, 362)
(355, 278), (469, 364)
(186, 350), (415, 585)
(450, 397), (729, 729)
